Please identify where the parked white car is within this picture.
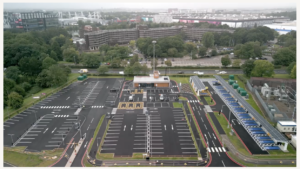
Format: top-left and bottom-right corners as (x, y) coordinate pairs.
(218, 71), (227, 74)
(193, 71), (204, 75)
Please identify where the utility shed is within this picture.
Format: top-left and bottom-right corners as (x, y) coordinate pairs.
(276, 121), (297, 133)
(190, 76), (206, 96)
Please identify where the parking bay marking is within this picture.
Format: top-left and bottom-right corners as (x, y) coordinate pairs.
(52, 128), (57, 133)
(43, 128), (49, 134)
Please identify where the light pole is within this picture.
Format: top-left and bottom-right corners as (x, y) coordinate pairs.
(227, 111), (232, 128)
(97, 137), (101, 147)
(152, 41), (156, 73)
(78, 120), (82, 138)
(33, 111), (37, 121)
(220, 105), (225, 115)
(78, 96), (81, 108)
(62, 134), (64, 146)
(139, 84), (140, 90)
(8, 134), (14, 146)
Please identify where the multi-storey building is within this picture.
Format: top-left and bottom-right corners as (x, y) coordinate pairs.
(4, 11), (59, 31)
(84, 25), (231, 50)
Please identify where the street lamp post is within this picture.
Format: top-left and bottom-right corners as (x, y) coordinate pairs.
(33, 111), (37, 121)
(227, 111), (232, 128)
(97, 137), (101, 147)
(8, 134), (14, 146)
(152, 41), (156, 73)
(78, 120), (82, 138)
(220, 105), (225, 115)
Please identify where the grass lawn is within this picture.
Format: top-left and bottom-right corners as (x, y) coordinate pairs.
(4, 148), (63, 167)
(83, 155), (95, 167)
(96, 120), (111, 160)
(170, 77), (190, 84)
(272, 74), (291, 79)
(173, 102), (182, 108)
(88, 115), (105, 153)
(88, 75), (132, 80)
(203, 96), (214, 105)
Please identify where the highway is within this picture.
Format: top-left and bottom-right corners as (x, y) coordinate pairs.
(71, 69), (288, 75)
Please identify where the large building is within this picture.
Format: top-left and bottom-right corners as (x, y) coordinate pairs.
(133, 71), (170, 88)
(85, 25), (232, 50)
(4, 11), (59, 31)
(263, 21), (296, 35)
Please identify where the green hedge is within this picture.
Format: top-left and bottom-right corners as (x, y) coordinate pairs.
(274, 65), (282, 69)
(237, 75), (247, 84)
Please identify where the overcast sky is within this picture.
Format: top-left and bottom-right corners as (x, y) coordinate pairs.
(3, 3), (296, 10)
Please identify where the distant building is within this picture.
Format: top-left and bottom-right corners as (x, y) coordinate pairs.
(84, 25), (93, 32)
(168, 8), (178, 14)
(264, 21), (296, 35)
(4, 11), (59, 31)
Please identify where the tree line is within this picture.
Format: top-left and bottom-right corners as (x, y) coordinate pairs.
(4, 28), (73, 109)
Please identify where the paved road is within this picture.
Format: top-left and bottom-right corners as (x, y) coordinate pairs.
(72, 69), (288, 75)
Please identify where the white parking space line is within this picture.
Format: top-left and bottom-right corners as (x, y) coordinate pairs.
(21, 138), (35, 140)
(5, 122), (14, 124)
(18, 142), (32, 144)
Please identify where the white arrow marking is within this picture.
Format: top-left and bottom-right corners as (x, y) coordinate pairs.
(66, 97), (70, 100)
(198, 112), (200, 116)
(212, 133), (216, 140)
(87, 125), (90, 131)
(232, 120), (236, 125)
(212, 140), (216, 146)
(204, 134), (207, 139)
(192, 107), (195, 111)
(208, 132), (212, 138)
(201, 117), (204, 122)
(171, 124), (174, 130)
(164, 125), (166, 131)
(107, 86), (108, 89)
(91, 118), (94, 123)
(43, 128), (48, 134)
(84, 141), (88, 148)
(131, 125), (133, 131)
(199, 107), (201, 110)
(124, 125), (126, 131)
(52, 127), (57, 133)
(71, 141), (75, 148)
(204, 124), (207, 130)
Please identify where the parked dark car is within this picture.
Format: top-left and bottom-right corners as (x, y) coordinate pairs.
(177, 71), (184, 74)
(261, 57), (268, 60)
(213, 82), (221, 86)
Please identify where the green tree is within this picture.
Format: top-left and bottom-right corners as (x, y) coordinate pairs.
(211, 49), (217, 56)
(47, 65), (68, 87)
(290, 65), (296, 79)
(12, 85), (26, 97)
(234, 41), (262, 59)
(202, 32), (215, 48)
(167, 48), (178, 58)
(151, 59), (158, 69)
(141, 64), (149, 74)
(130, 54), (139, 66)
(111, 58), (121, 68)
(251, 60), (274, 77)
(81, 53), (100, 67)
(50, 51), (59, 61)
(273, 48), (296, 66)
(99, 44), (110, 55)
(62, 48), (79, 62)
(36, 69), (51, 88)
(8, 91), (24, 109)
(198, 47), (207, 57)
(165, 60), (172, 67)
(232, 59), (241, 67)
(184, 42), (197, 53)
(129, 40), (135, 49)
(132, 62), (142, 74)
(98, 65), (109, 74)
(241, 60), (255, 77)
(21, 82), (32, 92)
(221, 55), (231, 67)
(121, 60), (128, 67)
(51, 41), (62, 60)
(287, 62), (296, 74)
(5, 66), (21, 82)
(18, 57), (42, 76)
(124, 65), (134, 75)
(42, 56), (57, 69)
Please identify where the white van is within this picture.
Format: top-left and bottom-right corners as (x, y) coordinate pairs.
(129, 95), (133, 101)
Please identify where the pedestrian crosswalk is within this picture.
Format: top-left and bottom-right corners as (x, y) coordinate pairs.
(54, 115), (69, 118)
(188, 100), (200, 103)
(172, 85), (178, 88)
(207, 147), (226, 153)
(91, 106), (104, 108)
(40, 106), (70, 109)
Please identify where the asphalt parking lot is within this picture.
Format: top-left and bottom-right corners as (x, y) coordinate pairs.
(4, 78), (123, 152)
(100, 108), (197, 156)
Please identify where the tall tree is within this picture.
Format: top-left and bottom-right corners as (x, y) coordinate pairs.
(62, 48), (79, 62)
(290, 65), (296, 79)
(51, 41), (62, 60)
(198, 47), (207, 57)
(273, 48), (296, 66)
(221, 55), (231, 67)
(242, 60), (255, 77)
(287, 62), (296, 74)
(251, 60), (274, 77)
(98, 65), (109, 74)
(42, 56), (57, 69)
(18, 57), (42, 76)
(8, 92), (24, 109)
(165, 60), (172, 67)
(184, 42), (197, 53)
(47, 65), (68, 87)
(5, 66), (21, 82)
(232, 59), (241, 67)
(202, 32), (215, 48)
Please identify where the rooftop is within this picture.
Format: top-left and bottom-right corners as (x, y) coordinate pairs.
(133, 76), (170, 83)
(190, 76), (206, 90)
(278, 121), (297, 126)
